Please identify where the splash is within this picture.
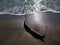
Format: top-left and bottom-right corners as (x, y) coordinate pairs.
(33, 0), (42, 12)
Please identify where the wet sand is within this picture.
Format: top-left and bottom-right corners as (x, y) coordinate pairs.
(0, 14), (44, 45)
(0, 12), (60, 45)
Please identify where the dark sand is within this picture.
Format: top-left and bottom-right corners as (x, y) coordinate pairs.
(0, 14), (44, 45)
(0, 12), (60, 45)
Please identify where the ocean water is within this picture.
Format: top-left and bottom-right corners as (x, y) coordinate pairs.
(0, 0), (60, 14)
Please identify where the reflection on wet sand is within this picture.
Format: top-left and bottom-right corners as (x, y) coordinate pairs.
(25, 12), (60, 45)
(0, 12), (60, 45)
(0, 14), (44, 45)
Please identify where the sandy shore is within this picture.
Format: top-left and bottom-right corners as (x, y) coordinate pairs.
(0, 13), (60, 45)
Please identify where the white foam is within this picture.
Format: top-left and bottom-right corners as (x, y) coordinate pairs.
(0, 12), (34, 15)
(42, 9), (60, 13)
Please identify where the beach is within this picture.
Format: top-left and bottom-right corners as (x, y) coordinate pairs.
(0, 12), (60, 45)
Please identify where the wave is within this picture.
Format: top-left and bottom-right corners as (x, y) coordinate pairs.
(0, 0), (60, 15)
(40, 0), (60, 13)
(41, 8), (60, 13)
(0, 12), (34, 15)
